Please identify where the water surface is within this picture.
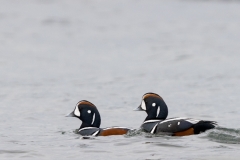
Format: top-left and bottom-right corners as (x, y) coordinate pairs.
(1, 0), (240, 159)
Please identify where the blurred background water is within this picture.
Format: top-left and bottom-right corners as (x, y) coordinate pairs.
(1, 0), (240, 159)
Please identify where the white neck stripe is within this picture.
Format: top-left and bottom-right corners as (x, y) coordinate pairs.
(91, 113), (95, 125)
(156, 106), (160, 117)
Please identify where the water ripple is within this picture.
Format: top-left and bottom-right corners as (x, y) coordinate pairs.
(0, 150), (28, 154)
(206, 127), (240, 144)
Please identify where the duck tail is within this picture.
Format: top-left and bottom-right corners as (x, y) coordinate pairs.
(193, 120), (217, 134)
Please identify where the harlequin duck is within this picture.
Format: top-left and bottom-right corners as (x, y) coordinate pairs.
(135, 93), (217, 136)
(67, 100), (130, 136)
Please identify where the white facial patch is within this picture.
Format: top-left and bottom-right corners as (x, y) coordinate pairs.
(178, 122), (180, 125)
(87, 110), (91, 114)
(91, 113), (95, 125)
(152, 103), (156, 107)
(74, 105), (80, 117)
(156, 106), (160, 117)
(141, 100), (146, 110)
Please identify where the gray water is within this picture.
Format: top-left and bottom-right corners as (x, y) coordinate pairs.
(1, 0), (240, 159)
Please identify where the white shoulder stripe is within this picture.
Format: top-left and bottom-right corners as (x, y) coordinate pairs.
(92, 130), (100, 136)
(150, 123), (158, 134)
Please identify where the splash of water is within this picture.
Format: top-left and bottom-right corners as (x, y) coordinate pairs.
(125, 129), (145, 137)
(125, 129), (172, 138)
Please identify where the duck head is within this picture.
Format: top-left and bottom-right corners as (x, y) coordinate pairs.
(135, 93), (168, 121)
(67, 100), (101, 129)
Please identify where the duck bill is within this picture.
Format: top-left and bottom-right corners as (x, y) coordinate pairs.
(66, 111), (75, 117)
(133, 105), (144, 111)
